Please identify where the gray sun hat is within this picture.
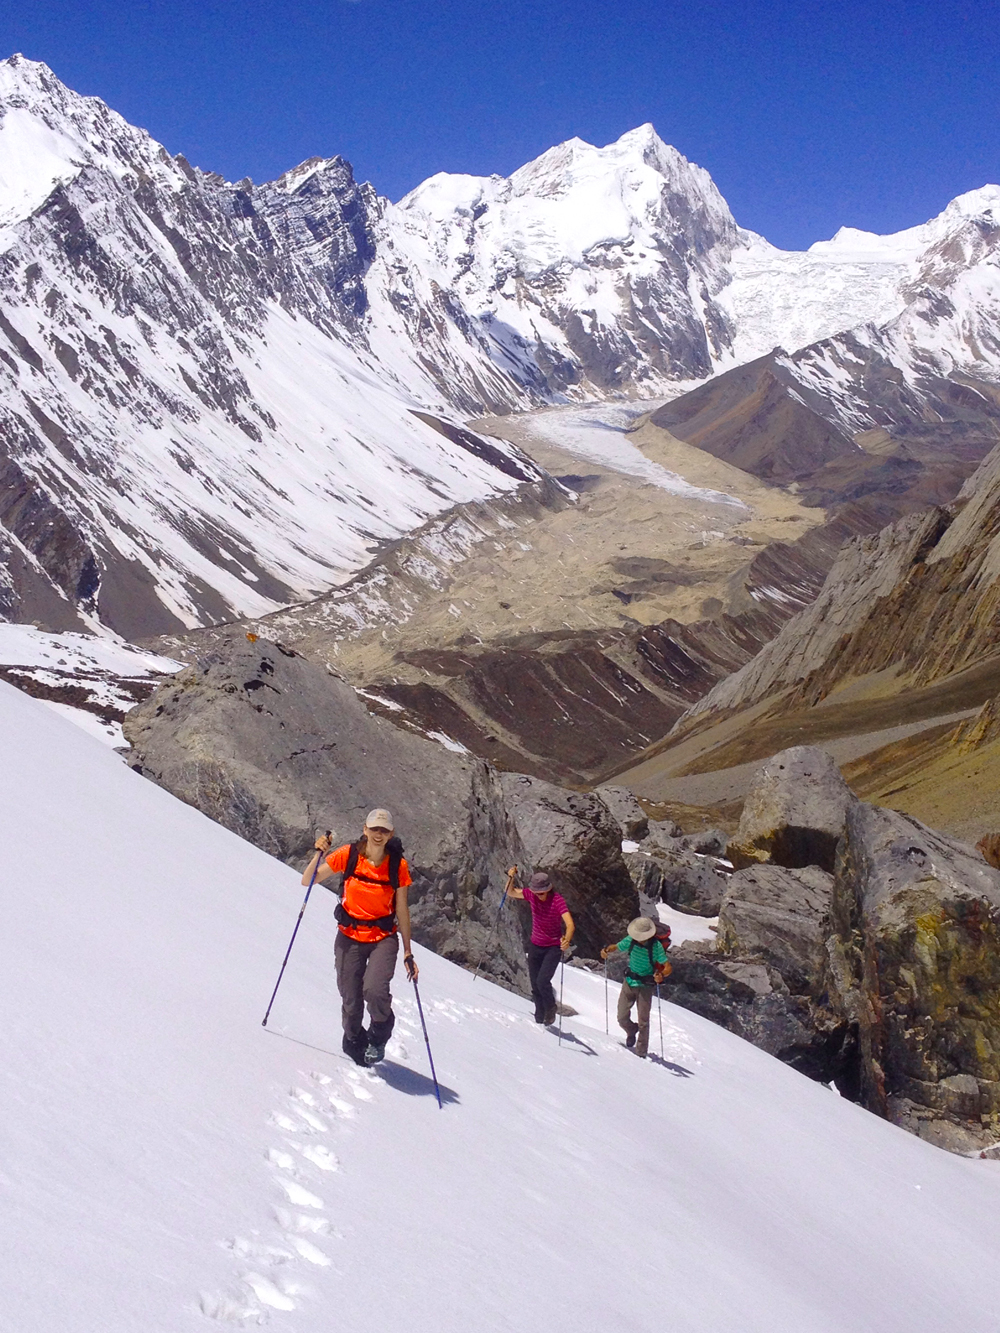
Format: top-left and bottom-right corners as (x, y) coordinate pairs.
(627, 916), (657, 942)
(528, 872), (552, 891)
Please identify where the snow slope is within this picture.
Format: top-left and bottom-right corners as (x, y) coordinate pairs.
(0, 622), (180, 745)
(4, 678), (1000, 1332)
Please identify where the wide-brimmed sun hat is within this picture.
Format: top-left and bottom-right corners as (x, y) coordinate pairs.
(528, 871), (552, 891)
(627, 916), (656, 941)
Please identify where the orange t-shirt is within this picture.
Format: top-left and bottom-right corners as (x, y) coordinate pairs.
(325, 843), (412, 943)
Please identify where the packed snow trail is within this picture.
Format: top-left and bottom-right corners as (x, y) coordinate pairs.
(3, 678), (1000, 1332)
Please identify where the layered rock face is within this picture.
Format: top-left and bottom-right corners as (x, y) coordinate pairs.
(832, 804), (1000, 1152)
(667, 745), (1000, 1151)
(122, 634), (532, 988)
(682, 430), (1000, 734)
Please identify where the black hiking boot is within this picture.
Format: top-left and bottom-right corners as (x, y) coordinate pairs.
(544, 1004), (557, 1026)
(343, 1030), (368, 1067)
(364, 1040), (387, 1066)
(625, 1028), (637, 1049)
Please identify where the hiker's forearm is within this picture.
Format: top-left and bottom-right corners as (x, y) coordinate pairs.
(396, 894), (413, 952)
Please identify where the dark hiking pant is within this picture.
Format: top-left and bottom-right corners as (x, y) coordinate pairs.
(617, 981), (654, 1056)
(527, 943), (562, 1022)
(335, 930), (399, 1046)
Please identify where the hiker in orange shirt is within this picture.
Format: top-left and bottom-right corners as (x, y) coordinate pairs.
(303, 809), (417, 1067)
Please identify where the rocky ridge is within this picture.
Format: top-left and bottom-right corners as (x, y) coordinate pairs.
(666, 746), (1000, 1153)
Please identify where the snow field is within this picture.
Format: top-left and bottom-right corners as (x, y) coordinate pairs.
(3, 678), (1000, 1332)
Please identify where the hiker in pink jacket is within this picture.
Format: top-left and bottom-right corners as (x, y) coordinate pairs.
(506, 871), (575, 1024)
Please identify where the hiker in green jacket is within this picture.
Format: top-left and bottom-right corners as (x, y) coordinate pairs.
(601, 917), (669, 1058)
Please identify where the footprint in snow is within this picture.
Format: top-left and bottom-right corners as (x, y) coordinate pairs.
(203, 1059), (382, 1321)
(276, 1177), (324, 1209)
(298, 1143), (339, 1172)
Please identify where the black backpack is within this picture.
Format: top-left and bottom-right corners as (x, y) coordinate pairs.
(332, 835), (404, 932)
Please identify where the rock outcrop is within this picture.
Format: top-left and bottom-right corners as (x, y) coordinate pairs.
(665, 859), (851, 1080)
(727, 746), (857, 873)
(663, 743), (1000, 1151)
(718, 864), (835, 995)
(595, 785), (649, 841)
(831, 803), (1000, 1152)
(499, 774), (639, 956)
(122, 635), (530, 989)
(667, 945), (851, 1081)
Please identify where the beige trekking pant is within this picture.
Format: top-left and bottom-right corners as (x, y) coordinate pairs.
(617, 981), (654, 1056)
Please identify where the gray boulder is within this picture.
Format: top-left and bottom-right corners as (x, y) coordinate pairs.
(679, 828), (728, 857)
(650, 816), (683, 839)
(622, 850), (665, 899)
(717, 864), (834, 994)
(666, 943), (853, 1082)
(594, 784), (649, 841)
(629, 824), (729, 916)
(658, 849), (727, 916)
(727, 746), (857, 873)
(122, 634), (529, 988)
(641, 820), (683, 852)
(500, 773), (639, 957)
(831, 802), (1000, 1152)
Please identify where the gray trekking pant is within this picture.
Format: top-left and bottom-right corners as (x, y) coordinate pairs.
(335, 930), (399, 1046)
(617, 981), (654, 1056)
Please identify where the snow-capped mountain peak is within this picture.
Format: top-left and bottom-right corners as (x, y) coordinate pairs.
(0, 55), (186, 231)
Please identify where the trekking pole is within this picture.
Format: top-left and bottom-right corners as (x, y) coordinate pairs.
(604, 959), (609, 1035)
(410, 969), (443, 1109)
(557, 956), (566, 1046)
(473, 869), (516, 981)
(657, 983), (664, 1059)
(262, 832), (330, 1027)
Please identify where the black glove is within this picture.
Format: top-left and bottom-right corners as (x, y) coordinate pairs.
(404, 953), (417, 981)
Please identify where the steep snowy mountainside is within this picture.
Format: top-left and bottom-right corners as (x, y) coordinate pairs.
(0, 55), (543, 637)
(650, 186), (1000, 513)
(718, 186), (1000, 369)
(0, 621), (180, 744)
(6, 676), (1000, 1332)
(772, 194), (1000, 449)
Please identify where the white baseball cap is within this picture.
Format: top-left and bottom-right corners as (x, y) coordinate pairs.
(365, 808), (394, 831)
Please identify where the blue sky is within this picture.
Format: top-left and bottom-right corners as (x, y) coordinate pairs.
(3, 0), (997, 249)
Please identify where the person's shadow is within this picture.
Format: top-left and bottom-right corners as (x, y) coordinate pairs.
(262, 1028), (460, 1102)
(378, 1060), (460, 1104)
(548, 1027), (598, 1056)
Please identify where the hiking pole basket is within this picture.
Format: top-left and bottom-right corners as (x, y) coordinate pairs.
(411, 973), (443, 1109)
(262, 831), (331, 1027)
